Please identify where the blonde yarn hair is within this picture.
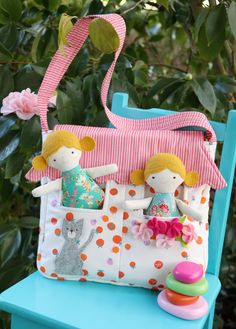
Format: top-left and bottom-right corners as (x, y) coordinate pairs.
(131, 153), (199, 187)
(32, 130), (95, 171)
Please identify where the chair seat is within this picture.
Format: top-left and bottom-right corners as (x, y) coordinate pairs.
(0, 272), (221, 329)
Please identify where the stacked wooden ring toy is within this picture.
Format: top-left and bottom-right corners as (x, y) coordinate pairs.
(157, 261), (209, 320)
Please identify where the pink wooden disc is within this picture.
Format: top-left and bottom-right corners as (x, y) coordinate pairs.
(173, 261), (204, 284)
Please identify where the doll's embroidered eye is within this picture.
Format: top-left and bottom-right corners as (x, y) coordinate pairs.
(53, 159), (56, 162)
(173, 176), (176, 179)
(71, 151), (74, 154)
(152, 176), (155, 179)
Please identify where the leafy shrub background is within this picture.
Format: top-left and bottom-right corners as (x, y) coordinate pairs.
(0, 0), (235, 328)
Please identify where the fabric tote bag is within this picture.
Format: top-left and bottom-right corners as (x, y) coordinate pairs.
(26, 14), (226, 289)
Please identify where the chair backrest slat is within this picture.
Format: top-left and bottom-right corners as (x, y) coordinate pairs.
(111, 92), (236, 277)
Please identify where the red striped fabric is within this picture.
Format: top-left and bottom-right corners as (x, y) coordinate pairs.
(26, 125), (226, 189)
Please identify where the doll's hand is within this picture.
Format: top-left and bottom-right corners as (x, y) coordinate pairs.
(176, 199), (204, 223)
(32, 186), (43, 197)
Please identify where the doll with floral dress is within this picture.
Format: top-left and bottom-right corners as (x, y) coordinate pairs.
(125, 153), (204, 222)
(31, 130), (118, 209)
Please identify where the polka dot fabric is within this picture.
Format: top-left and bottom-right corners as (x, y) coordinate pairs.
(37, 178), (210, 289)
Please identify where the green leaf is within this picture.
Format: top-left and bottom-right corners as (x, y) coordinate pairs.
(194, 8), (209, 42)
(215, 76), (236, 93)
(0, 65), (14, 102)
(191, 78), (216, 115)
(0, 226), (21, 266)
(89, 18), (120, 54)
(205, 5), (226, 46)
(0, 40), (12, 59)
(0, 132), (20, 162)
(58, 13), (76, 55)
(197, 23), (225, 61)
(20, 116), (41, 152)
(148, 78), (181, 98)
(20, 216), (39, 229)
(156, 0), (168, 9)
(0, 0), (22, 21)
(5, 152), (26, 179)
(0, 116), (15, 139)
(179, 216), (187, 224)
(181, 241), (189, 248)
(57, 90), (74, 124)
(227, 1), (236, 39)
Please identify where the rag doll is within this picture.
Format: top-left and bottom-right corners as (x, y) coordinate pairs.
(32, 130), (118, 209)
(125, 153), (204, 222)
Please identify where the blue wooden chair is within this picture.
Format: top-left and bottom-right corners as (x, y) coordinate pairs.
(0, 92), (235, 329)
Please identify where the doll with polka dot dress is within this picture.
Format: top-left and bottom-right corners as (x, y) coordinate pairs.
(125, 153), (204, 222)
(32, 130), (118, 209)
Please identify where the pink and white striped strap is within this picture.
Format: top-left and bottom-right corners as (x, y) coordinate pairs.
(38, 13), (216, 142)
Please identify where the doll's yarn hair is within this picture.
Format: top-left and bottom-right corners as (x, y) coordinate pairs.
(32, 130), (95, 171)
(130, 153), (199, 187)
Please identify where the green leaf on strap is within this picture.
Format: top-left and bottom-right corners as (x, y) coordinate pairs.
(89, 18), (120, 54)
(58, 13), (76, 55)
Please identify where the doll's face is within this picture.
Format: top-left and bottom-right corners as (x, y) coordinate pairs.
(146, 169), (183, 193)
(47, 146), (82, 172)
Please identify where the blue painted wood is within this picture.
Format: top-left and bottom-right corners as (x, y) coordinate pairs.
(111, 93), (226, 141)
(11, 314), (51, 329)
(0, 272), (220, 329)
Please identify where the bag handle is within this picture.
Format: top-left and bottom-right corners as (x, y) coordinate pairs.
(38, 14), (216, 142)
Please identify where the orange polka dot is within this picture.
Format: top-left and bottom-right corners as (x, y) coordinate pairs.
(51, 217), (57, 225)
(201, 197), (206, 204)
(122, 226), (128, 234)
(196, 236), (203, 244)
(183, 200), (189, 205)
(40, 266), (46, 273)
(158, 284), (165, 289)
(52, 248), (58, 255)
(97, 270), (104, 277)
(174, 190), (179, 197)
(205, 223), (209, 231)
(125, 243), (131, 250)
(37, 253), (41, 261)
(102, 215), (109, 222)
(66, 212), (74, 221)
(82, 269), (88, 276)
(110, 188), (118, 196)
(113, 235), (122, 244)
(112, 246), (119, 253)
(57, 277), (65, 281)
(154, 260), (163, 269)
(80, 253), (87, 261)
(123, 212), (129, 220)
(107, 222), (116, 230)
(181, 251), (188, 258)
(150, 187), (155, 194)
(96, 239), (104, 247)
(148, 278), (157, 285)
(110, 206), (117, 214)
(79, 278), (87, 282)
(152, 286), (159, 291)
(129, 261), (136, 268)
(96, 226), (103, 233)
(51, 272), (58, 278)
(128, 189), (136, 197)
(54, 228), (61, 236)
(187, 216), (193, 222)
(119, 271), (125, 278)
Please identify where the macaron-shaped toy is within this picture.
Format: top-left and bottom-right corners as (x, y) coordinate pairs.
(166, 273), (208, 296)
(157, 290), (208, 320)
(173, 261), (204, 284)
(165, 288), (199, 306)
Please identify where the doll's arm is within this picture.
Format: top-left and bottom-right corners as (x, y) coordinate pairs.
(124, 197), (152, 210)
(176, 199), (204, 223)
(86, 164), (118, 179)
(32, 178), (62, 198)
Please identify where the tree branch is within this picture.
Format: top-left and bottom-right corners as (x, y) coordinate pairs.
(149, 63), (187, 73)
(121, 0), (145, 15)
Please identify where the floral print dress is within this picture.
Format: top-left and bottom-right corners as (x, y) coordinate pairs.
(62, 165), (104, 209)
(147, 192), (180, 217)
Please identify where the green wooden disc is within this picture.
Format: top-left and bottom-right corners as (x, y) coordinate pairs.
(89, 18), (120, 54)
(166, 273), (208, 296)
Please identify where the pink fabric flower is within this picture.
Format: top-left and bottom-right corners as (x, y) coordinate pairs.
(1, 88), (39, 120)
(166, 218), (183, 238)
(156, 236), (174, 249)
(159, 204), (169, 213)
(132, 223), (153, 244)
(147, 217), (170, 236)
(182, 224), (198, 243)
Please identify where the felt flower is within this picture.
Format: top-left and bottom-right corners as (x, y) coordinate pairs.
(156, 236), (174, 249)
(159, 203), (169, 213)
(182, 224), (198, 243)
(147, 217), (170, 236)
(166, 218), (183, 238)
(1, 88), (39, 120)
(132, 222), (153, 244)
